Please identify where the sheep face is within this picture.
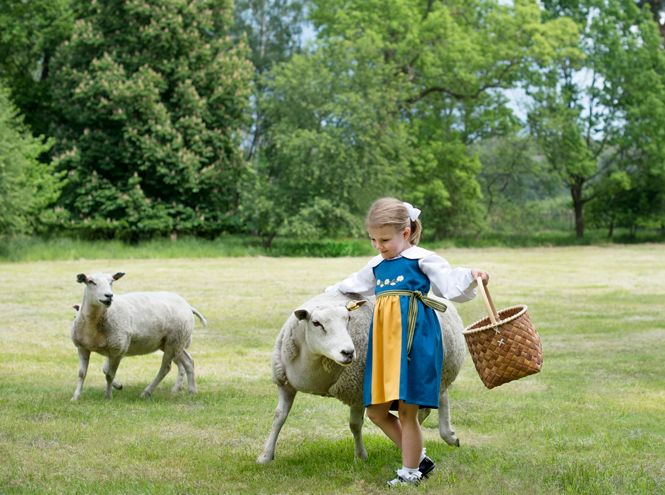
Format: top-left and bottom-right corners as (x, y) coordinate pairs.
(294, 301), (366, 366)
(76, 271), (125, 308)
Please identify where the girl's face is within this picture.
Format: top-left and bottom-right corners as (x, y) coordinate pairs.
(368, 225), (411, 260)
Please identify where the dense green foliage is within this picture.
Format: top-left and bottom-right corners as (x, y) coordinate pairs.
(229, 0), (305, 162)
(533, 0), (665, 237)
(250, 0), (582, 240)
(249, 39), (410, 243)
(0, 0), (664, 243)
(0, 0), (73, 136)
(0, 83), (62, 235)
(48, 0), (253, 241)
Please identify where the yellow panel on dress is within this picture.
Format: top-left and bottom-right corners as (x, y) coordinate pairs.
(371, 295), (403, 405)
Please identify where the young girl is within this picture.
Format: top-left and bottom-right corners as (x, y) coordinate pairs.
(326, 198), (489, 486)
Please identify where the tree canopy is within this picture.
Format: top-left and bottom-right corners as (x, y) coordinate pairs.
(49, 0), (253, 241)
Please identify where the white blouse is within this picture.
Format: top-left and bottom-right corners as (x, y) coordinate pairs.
(325, 246), (477, 303)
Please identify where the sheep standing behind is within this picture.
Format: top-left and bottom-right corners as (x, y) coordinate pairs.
(257, 290), (465, 464)
(71, 271), (206, 400)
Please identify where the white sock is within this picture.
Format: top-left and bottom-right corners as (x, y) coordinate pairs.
(420, 447), (426, 463)
(399, 466), (421, 479)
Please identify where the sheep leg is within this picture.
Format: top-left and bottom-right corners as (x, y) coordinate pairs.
(172, 350), (196, 395)
(72, 347), (91, 401)
(418, 408), (432, 425)
(172, 358), (186, 393)
(257, 385), (296, 464)
(104, 356), (122, 399)
(438, 388), (460, 447)
(103, 358), (123, 390)
(140, 347), (176, 399)
(349, 406), (368, 461)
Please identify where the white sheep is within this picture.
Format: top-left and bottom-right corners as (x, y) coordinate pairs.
(257, 290), (465, 464)
(71, 271), (206, 400)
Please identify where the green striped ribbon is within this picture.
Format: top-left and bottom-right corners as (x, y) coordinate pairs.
(376, 289), (448, 361)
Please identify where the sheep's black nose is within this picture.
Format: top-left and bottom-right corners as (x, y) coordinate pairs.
(104, 293), (113, 299)
(341, 349), (354, 359)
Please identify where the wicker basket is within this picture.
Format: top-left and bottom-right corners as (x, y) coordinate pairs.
(463, 278), (543, 389)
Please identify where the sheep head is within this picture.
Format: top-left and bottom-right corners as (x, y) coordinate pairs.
(76, 271), (125, 308)
(294, 300), (366, 366)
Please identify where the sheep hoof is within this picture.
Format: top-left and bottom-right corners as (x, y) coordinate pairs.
(256, 454), (273, 464)
(441, 432), (460, 447)
(139, 391), (151, 399)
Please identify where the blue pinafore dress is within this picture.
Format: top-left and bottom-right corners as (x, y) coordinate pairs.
(363, 256), (445, 409)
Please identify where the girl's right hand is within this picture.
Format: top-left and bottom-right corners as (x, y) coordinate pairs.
(471, 268), (489, 286)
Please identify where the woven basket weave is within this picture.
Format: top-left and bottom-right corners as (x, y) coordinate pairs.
(463, 280), (543, 389)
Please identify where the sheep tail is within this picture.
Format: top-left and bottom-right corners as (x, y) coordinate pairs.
(191, 307), (207, 327)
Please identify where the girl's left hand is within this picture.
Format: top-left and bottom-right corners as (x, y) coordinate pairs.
(471, 268), (489, 286)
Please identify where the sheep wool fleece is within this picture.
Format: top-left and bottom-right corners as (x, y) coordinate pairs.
(364, 256), (444, 409)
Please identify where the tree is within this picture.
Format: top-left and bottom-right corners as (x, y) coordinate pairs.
(49, 0), (253, 241)
(474, 135), (557, 221)
(301, 0), (579, 237)
(531, 0), (665, 237)
(247, 39), (410, 245)
(0, 0), (74, 136)
(587, 167), (665, 237)
(636, 0), (665, 40)
(0, 83), (62, 235)
(229, 0), (305, 162)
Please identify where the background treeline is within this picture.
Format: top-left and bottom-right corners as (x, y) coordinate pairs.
(1, 0), (664, 246)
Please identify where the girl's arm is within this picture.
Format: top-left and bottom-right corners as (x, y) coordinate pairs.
(325, 260), (377, 295)
(419, 255), (477, 303)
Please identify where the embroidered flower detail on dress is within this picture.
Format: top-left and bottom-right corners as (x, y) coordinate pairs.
(378, 275), (405, 288)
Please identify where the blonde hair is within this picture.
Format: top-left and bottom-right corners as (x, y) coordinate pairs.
(365, 198), (422, 245)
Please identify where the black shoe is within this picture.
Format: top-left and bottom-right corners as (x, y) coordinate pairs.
(419, 455), (436, 478)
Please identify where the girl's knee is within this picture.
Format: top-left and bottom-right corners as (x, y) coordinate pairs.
(366, 405), (390, 425)
(398, 403), (420, 422)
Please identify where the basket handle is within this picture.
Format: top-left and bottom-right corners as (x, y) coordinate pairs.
(476, 276), (499, 325)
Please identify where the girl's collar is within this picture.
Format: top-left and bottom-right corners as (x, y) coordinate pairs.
(368, 246), (435, 267)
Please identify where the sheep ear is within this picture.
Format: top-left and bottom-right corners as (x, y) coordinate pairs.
(346, 300), (367, 312)
(294, 309), (310, 321)
(73, 305), (80, 311)
(112, 272), (125, 281)
(76, 273), (88, 284)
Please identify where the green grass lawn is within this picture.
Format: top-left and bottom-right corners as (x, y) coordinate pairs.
(0, 245), (663, 494)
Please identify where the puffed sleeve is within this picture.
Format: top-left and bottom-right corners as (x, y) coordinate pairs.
(419, 255), (477, 302)
(325, 260), (377, 295)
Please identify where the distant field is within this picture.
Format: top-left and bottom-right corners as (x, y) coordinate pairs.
(0, 245), (664, 494)
(1, 230), (663, 263)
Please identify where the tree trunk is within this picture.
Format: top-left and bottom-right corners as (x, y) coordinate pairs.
(265, 231), (277, 248)
(607, 219), (614, 239)
(41, 49), (51, 82)
(570, 184), (585, 238)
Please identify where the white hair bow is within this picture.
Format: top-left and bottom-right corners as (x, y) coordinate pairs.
(403, 202), (421, 222)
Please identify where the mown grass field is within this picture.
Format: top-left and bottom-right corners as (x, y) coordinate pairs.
(1, 245), (664, 494)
